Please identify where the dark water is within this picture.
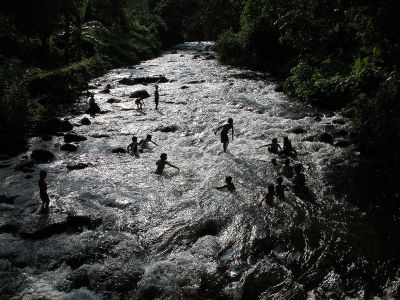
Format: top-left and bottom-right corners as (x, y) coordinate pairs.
(1, 42), (399, 299)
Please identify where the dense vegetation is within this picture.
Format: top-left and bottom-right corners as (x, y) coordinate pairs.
(0, 0), (163, 154)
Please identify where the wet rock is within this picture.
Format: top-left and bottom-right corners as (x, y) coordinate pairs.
(130, 90), (150, 99)
(334, 140), (352, 148)
(85, 103), (101, 115)
(99, 88), (110, 94)
(66, 163), (89, 170)
(314, 115), (322, 122)
(332, 119), (346, 125)
(60, 143), (78, 152)
(31, 149), (55, 162)
(15, 159), (35, 172)
(42, 135), (52, 141)
(105, 84), (112, 89)
(181, 86), (189, 89)
(155, 125), (179, 133)
(318, 132), (334, 144)
(80, 117), (91, 125)
(187, 80), (206, 84)
(193, 54), (201, 59)
(64, 133), (87, 143)
(107, 98), (121, 103)
(290, 126), (307, 134)
(37, 117), (73, 134)
(0, 195), (17, 205)
(119, 75), (168, 85)
(205, 54), (216, 60)
(333, 129), (348, 137)
(112, 147), (126, 154)
(171, 50), (178, 54)
(91, 134), (110, 138)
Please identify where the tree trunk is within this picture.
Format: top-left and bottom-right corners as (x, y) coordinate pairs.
(64, 12), (71, 63)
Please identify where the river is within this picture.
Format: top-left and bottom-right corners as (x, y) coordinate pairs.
(1, 42), (399, 299)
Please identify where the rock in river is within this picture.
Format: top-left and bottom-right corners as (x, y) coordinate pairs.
(60, 143), (78, 152)
(64, 133), (87, 143)
(130, 90), (150, 99)
(119, 75), (168, 86)
(31, 149), (55, 162)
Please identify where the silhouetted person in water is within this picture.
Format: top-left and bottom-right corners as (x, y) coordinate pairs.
(271, 158), (278, 167)
(214, 118), (234, 153)
(258, 138), (282, 154)
(282, 137), (297, 157)
(260, 184), (275, 206)
(293, 164), (306, 194)
(38, 170), (50, 213)
(282, 159), (294, 179)
(86, 94), (101, 115)
(127, 136), (138, 154)
(139, 135), (159, 152)
(154, 85), (159, 110)
(215, 176), (236, 192)
(136, 98), (144, 110)
(155, 153), (180, 175)
(275, 177), (288, 200)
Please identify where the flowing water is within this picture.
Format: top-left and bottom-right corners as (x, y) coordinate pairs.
(1, 42), (400, 299)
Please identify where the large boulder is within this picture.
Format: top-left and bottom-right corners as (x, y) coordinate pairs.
(119, 75), (168, 86)
(80, 118), (91, 125)
(60, 143), (78, 152)
(64, 133), (87, 143)
(112, 148), (126, 154)
(107, 98), (121, 103)
(67, 163), (89, 170)
(290, 126), (307, 134)
(31, 149), (55, 162)
(129, 90), (150, 99)
(318, 132), (334, 144)
(37, 118), (73, 134)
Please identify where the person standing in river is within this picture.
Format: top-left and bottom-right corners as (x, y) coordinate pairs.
(155, 153), (180, 175)
(127, 136), (139, 155)
(154, 85), (159, 110)
(214, 118), (234, 153)
(139, 134), (159, 152)
(215, 176), (236, 192)
(38, 170), (50, 213)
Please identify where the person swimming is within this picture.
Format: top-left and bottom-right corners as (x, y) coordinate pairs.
(215, 176), (236, 192)
(260, 184), (275, 206)
(214, 118), (234, 153)
(155, 153), (180, 175)
(139, 135), (159, 152)
(127, 136), (138, 154)
(258, 138), (282, 154)
(282, 159), (294, 179)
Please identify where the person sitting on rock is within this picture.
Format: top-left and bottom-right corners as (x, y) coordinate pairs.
(214, 118), (234, 153)
(215, 176), (236, 192)
(293, 164), (307, 194)
(281, 159), (294, 179)
(258, 138), (282, 154)
(127, 136), (139, 154)
(259, 184), (275, 206)
(136, 98), (144, 110)
(275, 177), (288, 200)
(155, 153), (180, 175)
(154, 85), (159, 110)
(38, 170), (50, 213)
(282, 137), (297, 157)
(139, 135), (159, 152)
(85, 94), (101, 115)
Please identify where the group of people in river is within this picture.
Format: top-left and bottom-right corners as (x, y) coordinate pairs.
(211, 117), (309, 206)
(37, 84), (310, 214)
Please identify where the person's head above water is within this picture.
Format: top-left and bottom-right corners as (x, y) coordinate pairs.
(146, 134), (152, 141)
(132, 136), (137, 142)
(284, 158), (291, 166)
(277, 177), (283, 184)
(272, 138), (278, 143)
(155, 85), (159, 90)
(226, 176), (233, 184)
(268, 184), (275, 193)
(294, 164), (302, 173)
(271, 158), (277, 165)
(40, 170), (47, 179)
(228, 118), (233, 124)
(160, 153), (167, 160)
(284, 136), (289, 141)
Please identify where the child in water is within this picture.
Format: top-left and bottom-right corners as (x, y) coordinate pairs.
(139, 135), (159, 152)
(293, 164), (306, 194)
(282, 137), (297, 157)
(275, 177), (288, 200)
(154, 85), (159, 110)
(281, 159), (294, 179)
(258, 138), (282, 154)
(215, 176), (236, 192)
(214, 118), (234, 153)
(155, 153), (180, 175)
(135, 98), (144, 110)
(259, 184), (275, 206)
(127, 136), (139, 155)
(38, 170), (50, 213)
